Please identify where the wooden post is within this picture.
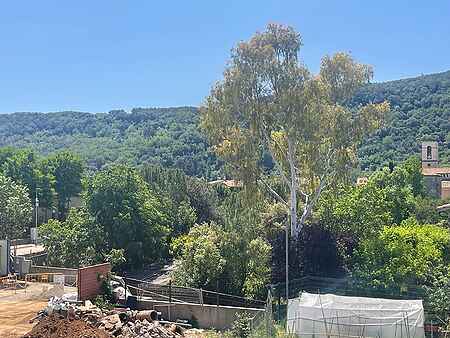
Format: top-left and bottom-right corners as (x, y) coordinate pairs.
(168, 279), (172, 321)
(216, 280), (219, 306)
(216, 280), (219, 328)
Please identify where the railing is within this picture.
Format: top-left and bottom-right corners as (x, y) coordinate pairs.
(124, 277), (266, 308)
(25, 272), (64, 284)
(0, 274), (18, 291)
(30, 266), (78, 286)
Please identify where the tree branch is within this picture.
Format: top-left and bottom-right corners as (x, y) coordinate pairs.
(298, 146), (335, 230)
(258, 177), (288, 208)
(261, 125), (290, 187)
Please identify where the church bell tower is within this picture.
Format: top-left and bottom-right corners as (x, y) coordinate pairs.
(421, 141), (439, 168)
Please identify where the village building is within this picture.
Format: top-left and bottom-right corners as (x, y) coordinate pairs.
(356, 176), (369, 186)
(421, 141), (450, 199)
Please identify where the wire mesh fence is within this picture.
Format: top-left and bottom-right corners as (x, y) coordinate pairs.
(248, 275), (448, 337)
(124, 277), (266, 308)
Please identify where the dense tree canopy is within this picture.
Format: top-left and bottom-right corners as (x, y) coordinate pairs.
(141, 165), (219, 233)
(84, 165), (170, 265)
(0, 70), (448, 178)
(0, 173), (32, 239)
(353, 219), (450, 290)
(45, 151), (84, 218)
(353, 70), (450, 169)
(1, 149), (40, 200)
(0, 107), (220, 179)
(39, 208), (101, 268)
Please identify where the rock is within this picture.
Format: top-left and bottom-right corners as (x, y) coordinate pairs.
(29, 300), (185, 338)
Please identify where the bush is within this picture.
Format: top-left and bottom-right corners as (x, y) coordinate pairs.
(353, 219), (450, 290)
(229, 312), (253, 338)
(173, 222), (271, 298)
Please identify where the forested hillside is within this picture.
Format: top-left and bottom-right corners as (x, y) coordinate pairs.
(0, 71), (449, 176)
(353, 70), (450, 170)
(0, 107), (220, 178)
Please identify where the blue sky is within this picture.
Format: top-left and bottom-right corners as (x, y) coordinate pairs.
(1, 1), (449, 113)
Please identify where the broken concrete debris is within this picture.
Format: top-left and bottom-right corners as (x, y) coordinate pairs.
(25, 296), (188, 337)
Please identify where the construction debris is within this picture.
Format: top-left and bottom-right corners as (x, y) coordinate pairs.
(24, 297), (188, 338)
(23, 315), (111, 338)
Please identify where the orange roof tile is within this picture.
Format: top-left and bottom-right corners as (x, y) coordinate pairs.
(422, 167), (450, 176)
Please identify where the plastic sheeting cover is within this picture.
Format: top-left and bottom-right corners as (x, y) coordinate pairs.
(287, 292), (425, 338)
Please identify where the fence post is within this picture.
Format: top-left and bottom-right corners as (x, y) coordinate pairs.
(216, 280), (219, 307)
(123, 272), (127, 301)
(199, 288), (203, 306)
(169, 279), (172, 321)
(277, 286), (281, 322)
(216, 280), (219, 329)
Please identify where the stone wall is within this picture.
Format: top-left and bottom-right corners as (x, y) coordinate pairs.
(423, 175), (441, 199)
(137, 298), (264, 330)
(442, 180), (450, 200)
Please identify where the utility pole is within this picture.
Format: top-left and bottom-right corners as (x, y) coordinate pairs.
(33, 192), (39, 244)
(285, 221), (289, 298)
(35, 193), (39, 228)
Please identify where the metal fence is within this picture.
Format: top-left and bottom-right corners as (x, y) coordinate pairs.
(268, 275), (447, 337)
(124, 277), (266, 308)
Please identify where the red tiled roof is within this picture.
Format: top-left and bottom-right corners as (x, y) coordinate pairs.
(208, 179), (243, 188)
(422, 167), (450, 176)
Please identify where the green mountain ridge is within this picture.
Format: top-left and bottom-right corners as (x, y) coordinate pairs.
(0, 70), (449, 176)
(353, 70), (450, 169)
(0, 107), (220, 179)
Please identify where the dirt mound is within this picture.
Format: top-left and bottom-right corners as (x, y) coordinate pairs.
(22, 315), (112, 338)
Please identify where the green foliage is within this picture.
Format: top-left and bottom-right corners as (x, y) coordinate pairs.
(84, 165), (169, 265)
(243, 238), (272, 299)
(46, 151), (84, 218)
(353, 220), (450, 289)
(315, 159), (430, 272)
(0, 107), (220, 179)
(354, 70), (450, 169)
(174, 223), (227, 291)
(229, 312), (253, 338)
(401, 156), (424, 196)
(2, 149), (40, 199)
(141, 165), (218, 235)
(413, 195), (445, 224)
(424, 268), (450, 322)
(39, 208), (103, 267)
(92, 295), (114, 310)
(0, 173), (32, 239)
(0, 70), (448, 181)
(105, 248), (126, 270)
(318, 175), (414, 242)
(201, 24), (388, 239)
(0, 148), (55, 209)
(174, 190), (272, 298)
(173, 226), (271, 298)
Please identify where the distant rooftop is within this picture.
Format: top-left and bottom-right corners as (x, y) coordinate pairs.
(422, 167), (450, 176)
(437, 204), (450, 211)
(208, 179), (243, 188)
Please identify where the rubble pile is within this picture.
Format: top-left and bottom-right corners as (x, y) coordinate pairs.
(23, 315), (111, 338)
(24, 297), (186, 338)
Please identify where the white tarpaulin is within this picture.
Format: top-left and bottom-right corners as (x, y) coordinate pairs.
(287, 292), (425, 338)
